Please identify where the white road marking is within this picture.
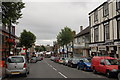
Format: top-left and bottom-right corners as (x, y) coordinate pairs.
(58, 72), (67, 78)
(44, 59), (68, 78)
(53, 67), (57, 71)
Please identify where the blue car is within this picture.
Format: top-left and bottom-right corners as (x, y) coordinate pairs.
(77, 58), (92, 71)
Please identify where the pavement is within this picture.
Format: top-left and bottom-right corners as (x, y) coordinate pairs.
(2, 58), (117, 80)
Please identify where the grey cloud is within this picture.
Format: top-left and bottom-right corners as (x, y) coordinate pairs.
(16, 1), (106, 45)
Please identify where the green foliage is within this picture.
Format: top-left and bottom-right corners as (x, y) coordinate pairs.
(57, 26), (74, 46)
(2, 2), (25, 25)
(20, 30), (36, 49)
(35, 45), (46, 52)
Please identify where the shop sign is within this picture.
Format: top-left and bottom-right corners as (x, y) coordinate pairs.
(89, 44), (98, 47)
(91, 47), (97, 52)
(98, 46), (106, 51)
(114, 42), (120, 45)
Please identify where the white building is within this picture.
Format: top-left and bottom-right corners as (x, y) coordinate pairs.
(89, 0), (120, 58)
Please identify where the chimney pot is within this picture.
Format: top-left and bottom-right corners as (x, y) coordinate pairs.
(80, 26), (83, 32)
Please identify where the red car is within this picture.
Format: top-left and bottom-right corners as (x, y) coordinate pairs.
(91, 56), (118, 78)
(54, 57), (60, 63)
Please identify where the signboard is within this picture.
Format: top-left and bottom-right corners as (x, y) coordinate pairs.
(98, 46), (106, 51)
(91, 47), (97, 52)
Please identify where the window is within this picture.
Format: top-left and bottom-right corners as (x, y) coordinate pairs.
(117, 17), (120, 39)
(104, 22), (109, 40)
(94, 26), (99, 42)
(117, 0), (120, 10)
(7, 57), (24, 63)
(105, 59), (118, 65)
(103, 2), (109, 17)
(89, 16), (91, 27)
(94, 10), (98, 22)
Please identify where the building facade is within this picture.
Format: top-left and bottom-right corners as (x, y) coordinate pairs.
(89, 0), (120, 58)
(74, 26), (90, 57)
(0, 25), (16, 58)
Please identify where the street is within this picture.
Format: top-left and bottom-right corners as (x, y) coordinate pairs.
(3, 58), (117, 80)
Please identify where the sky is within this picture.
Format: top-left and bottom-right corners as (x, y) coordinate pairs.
(16, 0), (106, 46)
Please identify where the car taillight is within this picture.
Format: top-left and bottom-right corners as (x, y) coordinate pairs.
(23, 63), (27, 68)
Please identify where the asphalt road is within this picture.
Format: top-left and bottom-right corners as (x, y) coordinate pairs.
(3, 58), (117, 80)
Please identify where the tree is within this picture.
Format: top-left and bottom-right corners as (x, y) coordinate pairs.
(57, 26), (74, 57)
(20, 30), (36, 50)
(2, 2), (25, 25)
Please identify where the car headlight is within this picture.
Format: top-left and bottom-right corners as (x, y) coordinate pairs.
(111, 69), (117, 72)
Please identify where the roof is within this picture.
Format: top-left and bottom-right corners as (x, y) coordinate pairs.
(75, 26), (90, 38)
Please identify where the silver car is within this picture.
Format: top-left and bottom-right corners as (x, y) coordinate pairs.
(5, 56), (30, 77)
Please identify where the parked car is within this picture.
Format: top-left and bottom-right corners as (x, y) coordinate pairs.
(63, 58), (71, 66)
(5, 56), (30, 77)
(36, 57), (42, 61)
(50, 56), (55, 61)
(54, 57), (60, 63)
(30, 57), (37, 63)
(91, 56), (118, 78)
(59, 57), (65, 64)
(68, 58), (80, 68)
(117, 59), (120, 80)
(77, 58), (92, 71)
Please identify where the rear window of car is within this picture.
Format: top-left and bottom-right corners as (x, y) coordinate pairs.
(7, 57), (24, 63)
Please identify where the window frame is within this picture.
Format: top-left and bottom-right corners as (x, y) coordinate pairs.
(116, 0), (120, 10)
(94, 10), (98, 22)
(117, 17), (120, 39)
(94, 26), (99, 42)
(104, 22), (110, 40)
(103, 2), (109, 17)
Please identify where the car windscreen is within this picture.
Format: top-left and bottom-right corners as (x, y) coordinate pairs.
(105, 59), (118, 65)
(83, 58), (91, 62)
(7, 57), (24, 63)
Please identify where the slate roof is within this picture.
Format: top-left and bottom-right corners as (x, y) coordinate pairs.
(75, 26), (90, 38)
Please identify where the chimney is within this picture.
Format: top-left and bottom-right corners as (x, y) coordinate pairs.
(80, 26), (83, 32)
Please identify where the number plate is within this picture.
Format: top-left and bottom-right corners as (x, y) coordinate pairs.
(11, 72), (20, 74)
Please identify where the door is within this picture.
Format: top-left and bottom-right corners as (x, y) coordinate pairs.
(99, 59), (106, 73)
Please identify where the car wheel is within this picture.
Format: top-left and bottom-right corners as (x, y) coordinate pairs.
(93, 68), (97, 74)
(106, 71), (111, 78)
(70, 64), (73, 68)
(23, 72), (27, 77)
(83, 66), (86, 71)
(27, 70), (30, 74)
(118, 73), (120, 80)
(77, 66), (80, 70)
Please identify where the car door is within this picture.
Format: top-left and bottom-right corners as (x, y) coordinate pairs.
(99, 59), (106, 73)
(79, 60), (84, 69)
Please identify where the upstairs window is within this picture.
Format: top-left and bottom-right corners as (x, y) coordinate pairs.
(117, 17), (120, 39)
(104, 22), (110, 40)
(103, 2), (109, 17)
(94, 26), (99, 42)
(94, 10), (98, 22)
(117, 0), (120, 10)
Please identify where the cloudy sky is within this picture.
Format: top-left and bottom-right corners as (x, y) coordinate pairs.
(16, 0), (106, 46)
